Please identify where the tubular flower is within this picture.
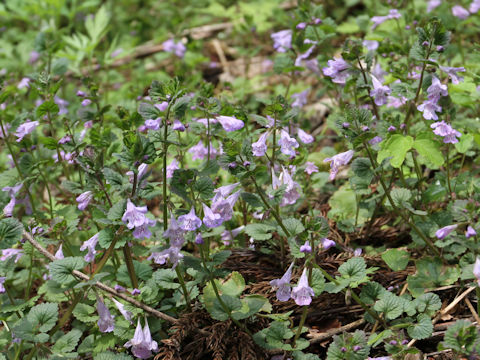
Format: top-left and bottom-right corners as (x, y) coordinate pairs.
(291, 268), (315, 306)
(270, 262), (294, 301)
(323, 150), (355, 181)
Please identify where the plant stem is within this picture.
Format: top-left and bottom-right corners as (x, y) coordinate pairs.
(163, 103), (172, 234)
(445, 144), (453, 201)
(123, 244), (138, 289)
(174, 266), (192, 311)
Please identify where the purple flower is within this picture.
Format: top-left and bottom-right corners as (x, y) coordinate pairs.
(439, 66), (466, 84)
(215, 115), (244, 132)
(0, 277), (5, 293)
(172, 119), (185, 131)
(278, 130), (299, 157)
(291, 90), (309, 108)
(296, 22), (307, 30)
(279, 167), (301, 206)
(427, 0), (441, 12)
(471, 0), (480, 13)
(323, 57), (351, 84)
(15, 120), (39, 142)
(81, 99), (92, 107)
(122, 199), (148, 229)
(221, 226), (245, 245)
(154, 102), (168, 112)
(363, 40), (379, 51)
(291, 268), (315, 306)
(321, 238), (336, 250)
(474, 258), (480, 286)
(178, 208), (202, 231)
(417, 100), (442, 120)
(96, 297), (115, 333)
(354, 248), (363, 256)
(162, 39), (186, 58)
(2, 183), (23, 217)
(131, 288), (141, 296)
(387, 96), (407, 108)
(17, 77), (31, 89)
(427, 76), (448, 101)
(144, 118), (161, 131)
(269, 262), (294, 301)
(370, 75), (391, 106)
(80, 233), (99, 262)
(297, 128), (314, 144)
(163, 214), (186, 247)
(324, 150), (355, 181)
(435, 224), (458, 239)
(112, 298), (133, 323)
(466, 226), (477, 238)
(371, 9), (401, 30)
(76, 90), (86, 97)
(295, 46), (316, 68)
(115, 285), (126, 292)
(202, 203), (223, 228)
(132, 217), (156, 239)
(188, 141), (218, 161)
(271, 30), (292, 53)
(55, 244), (64, 259)
(166, 159), (180, 179)
(124, 318), (158, 359)
(0, 248), (23, 263)
(195, 233), (204, 244)
(388, 125), (397, 132)
(252, 132), (269, 157)
(305, 161), (319, 175)
(354, 345), (362, 351)
(452, 5), (469, 19)
(54, 96), (69, 115)
(149, 246), (184, 269)
(369, 136), (383, 145)
(76, 191), (93, 211)
(300, 241), (312, 253)
(430, 121), (461, 144)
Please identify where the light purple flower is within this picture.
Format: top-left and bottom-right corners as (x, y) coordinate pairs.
(452, 5), (469, 19)
(466, 226), (477, 238)
(131, 288), (141, 296)
(172, 119), (185, 131)
(81, 99), (92, 107)
(297, 128), (314, 144)
(115, 285), (126, 292)
(439, 66), (466, 84)
(370, 75), (391, 106)
(279, 167), (301, 206)
(15, 120), (39, 142)
(96, 297), (115, 333)
(149, 246), (184, 269)
(252, 132), (269, 157)
(188, 141), (218, 161)
(55, 244), (64, 259)
(269, 262), (294, 301)
(305, 161), (319, 175)
(2, 183), (23, 217)
(294, 46), (316, 68)
(221, 226), (245, 245)
(363, 40), (379, 51)
(324, 150), (355, 181)
(296, 22), (307, 29)
(54, 96), (69, 115)
(132, 217), (156, 239)
(291, 90), (309, 108)
(124, 318), (158, 359)
(388, 125), (397, 132)
(354, 248), (363, 256)
(0, 249), (23, 263)
(215, 115), (244, 132)
(430, 121), (461, 144)
(166, 159), (180, 179)
(291, 268), (315, 306)
(417, 100), (442, 120)
(76, 191), (93, 211)
(163, 214), (186, 247)
(427, 0), (441, 12)
(162, 39), (186, 58)
(202, 203), (223, 228)
(122, 199), (148, 229)
(321, 238), (336, 250)
(195, 233), (204, 244)
(427, 76), (448, 101)
(76, 90), (86, 97)
(278, 130), (299, 157)
(80, 233), (99, 262)
(387, 96), (407, 108)
(144, 118), (161, 131)
(0, 277), (5, 293)
(471, 0), (480, 13)
(323, 57), (351, 84)
(154, 102), (168, 112)
(271, 30), (292, 53)
(474, 258), (480, 286)
(300, 241), (312, 253)
(369, 136), (383, 145)
(112, 298), (133, 323)
(435, 224), (458, 240)
(17, 77), (31, 89)
(178, 208), (202, 231)
(371, 9), (401, 30)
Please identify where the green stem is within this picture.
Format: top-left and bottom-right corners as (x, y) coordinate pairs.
(445, 144), (453, 201)
(174, 266), (192, 311)
(38, 168), (54, 219)
(123, 244), (138, 289)
(24, 253), (34, 300)
(163, 104), (172, 234)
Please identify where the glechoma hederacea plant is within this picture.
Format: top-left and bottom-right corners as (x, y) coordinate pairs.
(1, 0), (480, 359)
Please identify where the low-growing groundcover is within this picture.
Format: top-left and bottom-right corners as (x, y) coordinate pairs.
(1, 0), (480, 359)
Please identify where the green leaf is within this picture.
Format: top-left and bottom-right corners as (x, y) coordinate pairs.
(153, 269), (180, 289)
(211, 295), (242, 321)
(414, 293), (441, 316)
(455, 133), (474, 154)
(310, 268), (325, 295)
(245, 223), (276, 241)
(407, 257), (460, 297)
(360, 282), (387, 305)
(118, 260), (152, 285)
(107, 199), (126, 221)
(338, 257), (368, 287)
(413, 138), (444, 168)
(103, 168), (125, 189)
(377, 135), (414, 168)
(194, 177), (215, 200)
(407, 314), (434, 340)
(382, 249), (410, 271)
(0, 218), (24, 248)
(93, 333), (116, 352)
(28, 302), (58, 333)
(49, 257), (86, 284)
(233, 294), (270, 320)
(440, 320), (480, 354)
(281, 218), (305, 237)
(218, 271), (245, 296)
(51, 329), (82, 353)
(374, 292), (404, 320)
(36, 100), (59, 118)
(86, 5), (110, 45)
(73, 303), (97, 324)
(351, 157), (373, 178)
(389, 188), (412, 209)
